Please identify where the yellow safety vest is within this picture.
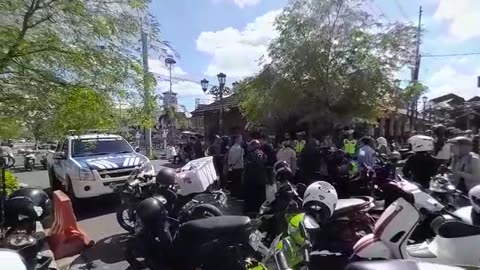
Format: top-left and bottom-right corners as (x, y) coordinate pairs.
(343, 139), (357, 155)
(295, 140), (305, 153)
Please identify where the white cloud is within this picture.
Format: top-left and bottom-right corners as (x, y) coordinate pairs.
(196, 9), (281, 78)
(433, 0), (480, 42)
(156, 80), (205, 98)
(426, 64), (480, 99)
(211, 0), (261, 8)
(149, 59), (187, 76)
(234, 0), (261, 8)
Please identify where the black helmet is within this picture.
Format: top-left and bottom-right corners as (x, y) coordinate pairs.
(156, 167), (176, 186)
(273, 160), (290, 173)
(275, 166), (294, 183)
(6, 188), (51, 221)
(136, 196), (167, 225)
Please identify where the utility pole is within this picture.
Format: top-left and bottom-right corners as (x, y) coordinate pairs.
(409, 6), (422, 132)
(141, 17), (152, 157)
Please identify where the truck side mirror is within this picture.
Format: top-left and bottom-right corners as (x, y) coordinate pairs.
(53, 152), (66, 159)
(135, 147), (141, 153)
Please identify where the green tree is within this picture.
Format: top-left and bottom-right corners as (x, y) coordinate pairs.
(237, 0), (417, 132)
(48, 88), (117, 135)
(0, 0), (174, 135)
(0, 117), (22, 139)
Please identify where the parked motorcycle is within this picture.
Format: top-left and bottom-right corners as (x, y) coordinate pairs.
(346, 260), (479, 270)
(125, 197), (266, 270)
(23, 150), (35, 171)
(351, 196), (480, 267)
(114, 166), (227, 233)
(429, 174), (470, 210)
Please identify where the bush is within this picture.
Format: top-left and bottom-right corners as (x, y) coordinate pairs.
(1, 170), (19, 196)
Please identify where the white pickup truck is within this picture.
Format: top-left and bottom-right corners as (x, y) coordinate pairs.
(47, 133), (155, 201)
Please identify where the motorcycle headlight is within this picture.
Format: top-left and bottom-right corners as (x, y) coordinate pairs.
(141, 161), (155, 175)
(79, 168), (94, 181)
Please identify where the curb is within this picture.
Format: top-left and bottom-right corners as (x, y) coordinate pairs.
(36, 221), (58, 270)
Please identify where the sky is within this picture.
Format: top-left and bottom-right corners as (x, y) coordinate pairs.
(147, 0), (480, 111)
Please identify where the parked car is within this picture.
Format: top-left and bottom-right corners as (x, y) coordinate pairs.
(47, 132), (155, 202)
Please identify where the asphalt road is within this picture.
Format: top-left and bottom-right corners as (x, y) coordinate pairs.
(13, 159), (175, 270)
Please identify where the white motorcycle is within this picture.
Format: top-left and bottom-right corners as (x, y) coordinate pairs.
(23, 150), (35, 171)
(352, 196), (480, 267)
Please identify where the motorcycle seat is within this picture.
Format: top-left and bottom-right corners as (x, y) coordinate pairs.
(436, 219), (480, 238)
(346, 260), (453, 270)
(175, 216), (251, 247)
(333, 197), (374, 217)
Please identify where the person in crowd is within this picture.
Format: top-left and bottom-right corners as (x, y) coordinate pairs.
(473, 135), (480, 155)
(450, 136), (480, 193)
(207, 135), (224, 189)
(0, 142), (14, 166)
(295, 134), (306, 155)
(465, 129), (474, 138)
(320, 135), (337, 150)
(227, 135), (244, 197)
(276, 141), (297, 176)
(433, 125), (453, 167)
(376, 136), (391, 156)
(402, 135), (437, 189)
(343, 130), (357, 157)
(193, 136), (204, 159)
(301, 139), (322, 182)
(259, 135), (277, 185)
(170, 144), (179, 164)
(357, 136), (376, 168)
(243, 140), (268, 215)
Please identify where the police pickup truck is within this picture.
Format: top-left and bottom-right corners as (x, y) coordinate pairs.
(47, 133), (155, 200)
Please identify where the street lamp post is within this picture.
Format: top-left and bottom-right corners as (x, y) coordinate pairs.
(201, 73), (231, 135)
(422, 96), (428, 120)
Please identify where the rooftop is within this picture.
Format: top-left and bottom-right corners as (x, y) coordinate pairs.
(191, 94), (239, 114)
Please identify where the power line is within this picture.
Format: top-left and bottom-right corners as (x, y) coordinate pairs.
(422, 52), (480, 58)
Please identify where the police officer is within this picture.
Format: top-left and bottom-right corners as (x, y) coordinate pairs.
(343, 129), (357, 157)
(450, 136), (480, 193)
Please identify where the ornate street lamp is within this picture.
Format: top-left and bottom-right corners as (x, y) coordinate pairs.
(200, 79), (209, 93)
(200, 73), (231, 135)
(217, 72), (226, 87)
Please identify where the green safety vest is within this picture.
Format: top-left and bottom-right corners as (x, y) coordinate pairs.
(295, 140), (305, 153)
(343, 139), (357, 155)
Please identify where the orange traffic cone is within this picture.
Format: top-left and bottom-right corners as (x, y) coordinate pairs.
(48, 190), (94, 259)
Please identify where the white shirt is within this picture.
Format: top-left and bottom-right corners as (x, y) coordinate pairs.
(227, 144), (244, 169)
(435, 143), (451, 161)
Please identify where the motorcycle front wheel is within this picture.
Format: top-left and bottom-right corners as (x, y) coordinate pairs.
(116, 204), (136, 233)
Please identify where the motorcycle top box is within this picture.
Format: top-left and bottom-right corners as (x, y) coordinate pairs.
(176, 156), (217, 196)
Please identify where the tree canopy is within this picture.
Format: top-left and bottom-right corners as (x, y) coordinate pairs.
(0, 0), (173, 140)
(237, 0), (418, 132)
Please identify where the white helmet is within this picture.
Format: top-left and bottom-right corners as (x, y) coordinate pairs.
(302, 181), (338, 223)
(468, 185), (480, 213)
(408, 135), (434, 152)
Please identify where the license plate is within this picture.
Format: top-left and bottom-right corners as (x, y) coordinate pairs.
(249, 230), (263, 251)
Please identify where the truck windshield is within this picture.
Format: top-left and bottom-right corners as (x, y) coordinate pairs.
(72, 138), (133, 157)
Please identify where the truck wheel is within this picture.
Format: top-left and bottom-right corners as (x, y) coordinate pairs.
(66, 177), (80, 208)
(49, 170), (62, 191)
